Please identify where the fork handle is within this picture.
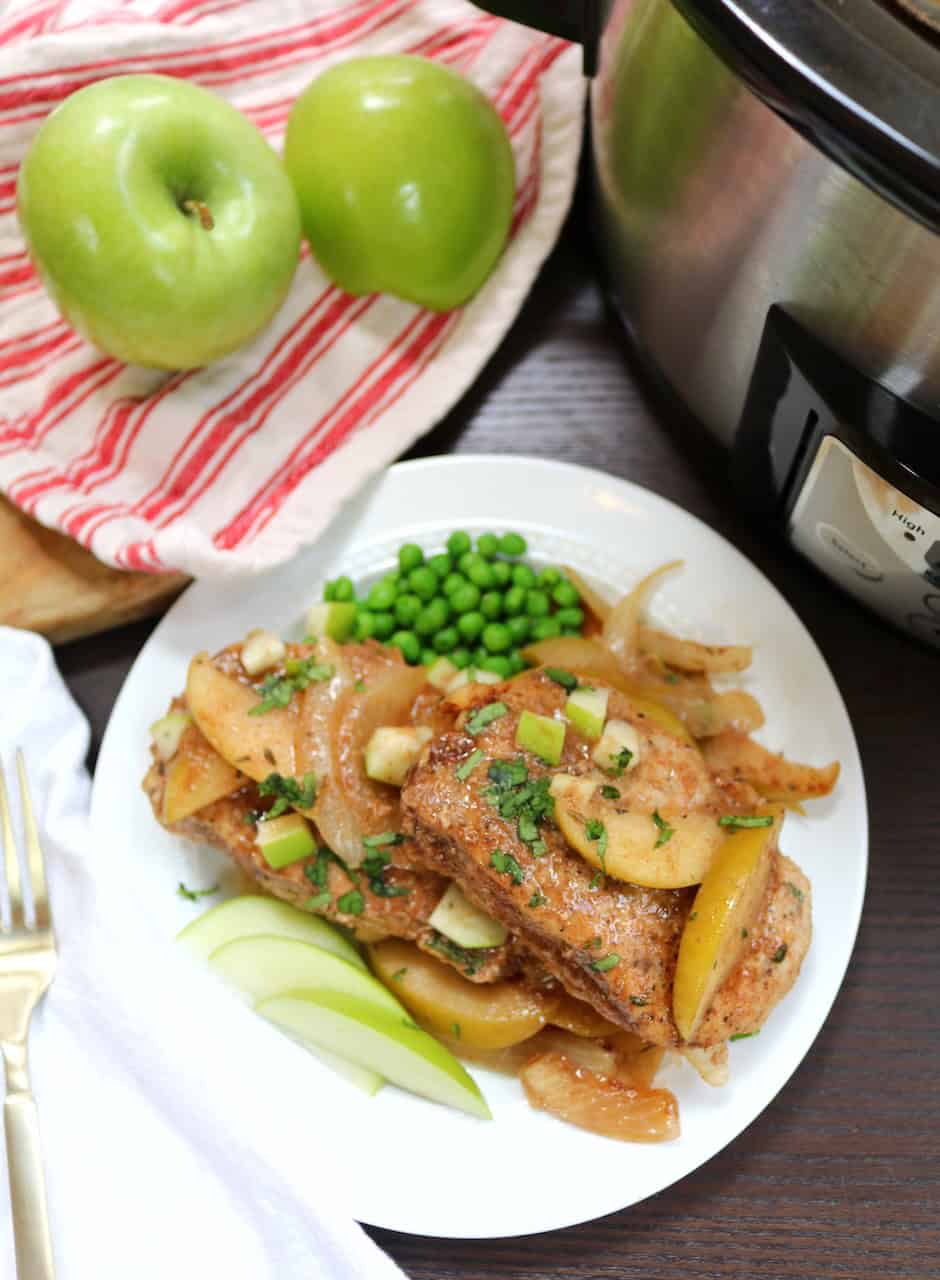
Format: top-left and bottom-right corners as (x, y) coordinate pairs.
(5, 1091), (55, 1280)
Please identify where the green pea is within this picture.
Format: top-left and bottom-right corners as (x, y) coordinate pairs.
(450, 647), (472, 669)
(447, 530), (471, 557)
(394, 593), (422, 626)
(480, 591), (503, 621)
(408, 566), (438, 602)
(531, 616), (562, 641)
(503, 586), (525, 616)
(555, 606), (584, 630)
(507, 650), (527, 675)
(398, 544), (424, 574)
(331, 575), (354, 602)
(457, 551), (477, 575)
(511, 563), (536, 589)
(323, 579), (337, 602)
(499, 532), (527, 557)
(482, 622), (511, 654)
(421, 647), (438, 668)
(354, 610), (376, 640)
(507, 616), (531, 646)
(490, 560), (512, 587)
(552, 580), (580, 608)
(433, 626), (459, 653)
(442, 572), (466, 597)
(537, 567), (562, 589)
(467, 559), (494, 590)
(371, 611), (396, 640)
(526, 589), (551, 618)
(476, 532), (499, 559)
(473, 646), (490, 668)
(428, 553), (452, 579)
(367, 579), (397, 612)
(389, 630), (421, 664)
(457, 611), (485, 642)
(415, 599), (449, 637)
(561, 626), (582, 637)
(451, 583), (481, 614)
(481, 655), (511, 678)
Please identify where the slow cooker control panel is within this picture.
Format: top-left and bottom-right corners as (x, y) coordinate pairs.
(733, 306), (940, 651)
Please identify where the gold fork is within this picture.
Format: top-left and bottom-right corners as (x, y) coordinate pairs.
(0, 752), (57, 1280)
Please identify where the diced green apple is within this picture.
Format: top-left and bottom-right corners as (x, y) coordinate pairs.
(240, 627), (286, 676)
(364, 725), (433, 787)
(428, 883), (508, 949)
(208, 934), (406, 1015)
(565, 686), (609, 740)
(426, 656), (458, 690)
(258, 990), (492, 1119)
(446, 667), (501, 692)
(149, 710), (192, 762)
(176, 894), (365, 968)
(304, 601), (357, 642)
(256, 812), (316, 869)
(593, 718), (641, 774)
(515, 709), (566, 765)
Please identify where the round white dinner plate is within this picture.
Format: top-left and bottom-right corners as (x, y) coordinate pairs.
(91, 456), (867, 1238)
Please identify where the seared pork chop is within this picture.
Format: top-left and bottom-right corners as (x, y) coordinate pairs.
(401, 670), (811, 1046)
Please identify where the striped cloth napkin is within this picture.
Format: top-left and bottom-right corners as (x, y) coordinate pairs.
(0, 0), (584, 578)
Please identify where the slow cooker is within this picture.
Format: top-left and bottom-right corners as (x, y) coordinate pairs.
(477, 0), (940, 650)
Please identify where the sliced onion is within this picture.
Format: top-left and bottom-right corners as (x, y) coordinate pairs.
(701, 730), (840, 800)
(603, 561), (683, 670)
(637, 626), (752, 675)
(563, 565), (612, 627)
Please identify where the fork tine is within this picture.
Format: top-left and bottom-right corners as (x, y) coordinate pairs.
(16, 751), (50, 931)
(0, 759), (23, 930)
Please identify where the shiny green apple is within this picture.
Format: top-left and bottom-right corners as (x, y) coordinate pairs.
(284, 55), (515, 311)
(17, 74), (301, 369)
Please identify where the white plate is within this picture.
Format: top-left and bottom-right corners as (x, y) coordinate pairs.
(91, 456), (867, 1239)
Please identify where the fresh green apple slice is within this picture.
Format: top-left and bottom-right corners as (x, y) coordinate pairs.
(364, 725), (432, 787)
(304, 602), (357, 642)
(256, 812), (316, 869)
(515, 709), (565, 765)
(428, 883), (508, 949)
(208, 934), (405, 1015)
(303, 1045), (383, 1096)
(565, 686), (609, 740)
(258, 990), (492, 1119)
(177, 895), (365, 968)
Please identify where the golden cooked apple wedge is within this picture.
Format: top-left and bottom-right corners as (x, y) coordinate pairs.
(162, 722), (242, 824)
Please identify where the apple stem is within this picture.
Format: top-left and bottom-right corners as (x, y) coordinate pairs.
(181, 199), (214, 231)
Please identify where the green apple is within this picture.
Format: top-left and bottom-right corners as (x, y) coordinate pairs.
(258, 990), (492, 1119)
(364, 725), (432, 787)
(255, 813), (316, 870)
(177, 895), (365, 969)
(301, 1046), (383, 1097)
(565, 686), (609, 740)
(207, 934), (405, 1016)
(592, 718), (641, 774)
(515, 709), (566, 765)
(17, 74), (301, 369)
(427, 883), (507, 950)
(284, 55), (515, 310)
(303, 601), (357, 643)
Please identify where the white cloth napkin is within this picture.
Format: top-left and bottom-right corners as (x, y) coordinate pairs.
(0, 625), (406, 1280)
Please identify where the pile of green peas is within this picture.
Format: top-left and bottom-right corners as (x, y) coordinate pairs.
(322, 530), (585, 677)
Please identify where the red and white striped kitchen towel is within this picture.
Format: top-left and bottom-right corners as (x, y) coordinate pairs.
(0, 0), (583, 577)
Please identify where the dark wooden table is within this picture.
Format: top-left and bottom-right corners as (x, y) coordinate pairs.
(58, 188), (940, 1279)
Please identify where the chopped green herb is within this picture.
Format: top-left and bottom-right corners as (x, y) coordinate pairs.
(249, 657), (334, 715)
(258, 771), (317, 818)
(337, 889), (365, 916)
(611, 747), (634, 776)
(401, 1018), (420, 1031)
(741, 927), (749, 938)
(585, 818), (608, 870)
(629, 995), (649, 1007)
(354, 679), (366, 693)
(176, 882), (218, 902)
(243, 810), (260, 827)
(363, 831), (405, 850)
(652, 809), (674, 848)
(456, 749), (485, 781)
(451, 1022), (461, 1040)
(304, 845), (345, 890)
(517, 813), (538, 843)
(544, 667), (578, 692)
(689, 911), (698, 921)
(490, 849), (524, 885)
(590, 954), (620, 973)
(484, 758), (554, 855)
(663, 670), (681, 685)
(589, 871), (604, 890)
(392, 967), (408, 982)
(488, 758), (528, 788)
(718, 814), (775, 830)
(528, 892), (546, 908)
(586, 936), (602, 949)
(601, 785), (621, 800)
(786, 881), (804, 902)
(426, 931), (484, 977)
(772, 943), (788, 963)
(361, 846), (412, 899)
(530, 839), (547, 857)
(466, 701), (508, 735)
(730, 1031), (758, 1042)
(304, 891), (331, 911)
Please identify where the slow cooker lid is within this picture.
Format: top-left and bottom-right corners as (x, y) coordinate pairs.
(674, 0), (940, 232)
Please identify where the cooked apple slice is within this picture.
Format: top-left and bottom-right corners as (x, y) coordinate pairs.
(177, 894), (365, 968)
(258, 989), (492, 1119)
(550, 774), (725, 889)
(150, 710), (191, 761)
(673, 805), (783, 1043)
(519, 1051), (679, 1143)
(208, 935), (405, 1015)
(545, 988), (624, 1039)
(162, 722), (242, 824)
(369, 940), (547, 1050)
(186, 652), (299, 784)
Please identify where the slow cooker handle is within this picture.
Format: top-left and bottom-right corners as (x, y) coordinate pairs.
(472, 0), (600, 74)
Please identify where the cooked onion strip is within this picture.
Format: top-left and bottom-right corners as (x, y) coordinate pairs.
(563, 565), (612, 627)
(701, 730), (840, 800)
(638, 626), (752, 675)
(603, 560), (683, 670)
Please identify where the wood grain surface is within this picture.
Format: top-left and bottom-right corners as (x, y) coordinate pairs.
(57, 190), (940, 1278)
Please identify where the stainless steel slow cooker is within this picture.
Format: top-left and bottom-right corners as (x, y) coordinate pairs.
(478, 0), (940, 650)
